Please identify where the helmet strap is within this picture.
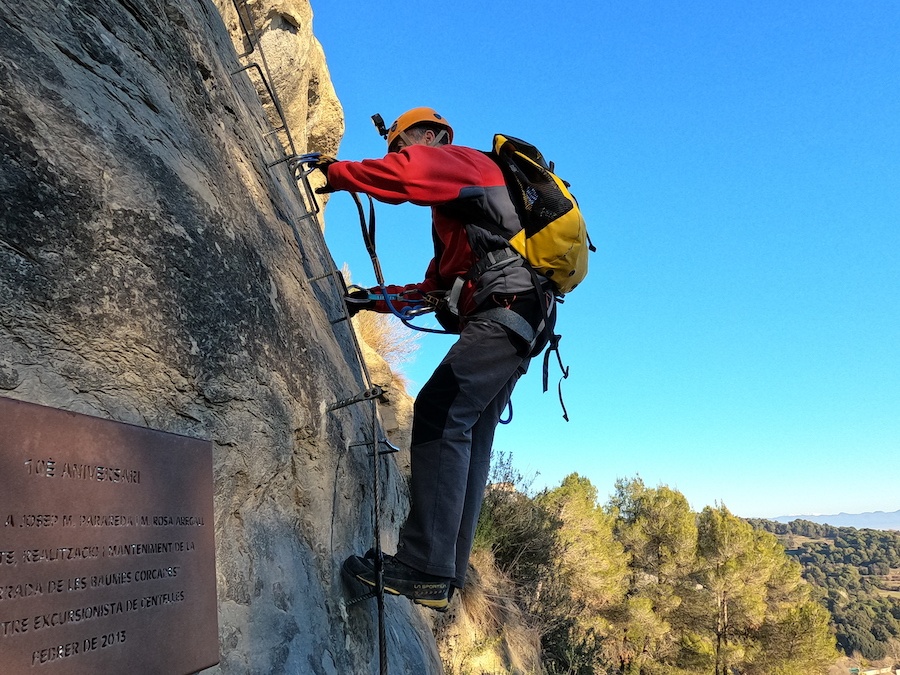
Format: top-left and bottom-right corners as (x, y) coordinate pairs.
(429, 129), (450, 146)
(394, 128), (450, 152)
(397, 130), (416, 150)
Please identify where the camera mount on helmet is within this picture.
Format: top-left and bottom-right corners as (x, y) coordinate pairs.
(371, 113), (388, 140)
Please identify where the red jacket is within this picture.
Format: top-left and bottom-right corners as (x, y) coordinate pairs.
(328, 144), (532, 322)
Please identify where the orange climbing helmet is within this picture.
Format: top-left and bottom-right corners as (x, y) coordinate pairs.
(384, 107), (454, 151)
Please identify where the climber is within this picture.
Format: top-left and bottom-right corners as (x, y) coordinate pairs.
(314, 107), (556, 611)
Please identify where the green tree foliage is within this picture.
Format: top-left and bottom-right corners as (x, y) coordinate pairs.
(538, 474), (630, 610)
(694, 506), (769, 674)
(473, 451), (558, 589)
(748, 601), (838, 675)
(473, 465), (838, 674)
(687, 506), (838, 674)
(611, 477), (697, 588)
(535, 474), (630, 675)
(605, 478), (698, 670)
(749, 518), (900, 659)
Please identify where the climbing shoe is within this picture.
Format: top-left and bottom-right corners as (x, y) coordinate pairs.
(342, 552), (451, 611)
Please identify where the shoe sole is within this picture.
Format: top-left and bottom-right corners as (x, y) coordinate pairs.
(412, 596), (449, 611)
(358, 576), (449, 611)
(346, 564), (449, 611)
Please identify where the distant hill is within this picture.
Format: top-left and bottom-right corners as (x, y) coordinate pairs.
(749, 518), (900, 660)
(772, 510), (900, 531)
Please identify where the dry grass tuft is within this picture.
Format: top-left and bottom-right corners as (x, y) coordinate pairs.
(352, 311), (421, 380)
(434, 549), (544, 675)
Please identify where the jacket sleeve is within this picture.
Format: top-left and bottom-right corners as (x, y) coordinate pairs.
(327, 145), (488, 206)
(367, 283), (424, 315)
(329, 145), (496, 307)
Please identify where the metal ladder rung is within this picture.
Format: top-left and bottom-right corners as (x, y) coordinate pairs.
(328, 386), (385, 412)
(351, 437), (401, 457)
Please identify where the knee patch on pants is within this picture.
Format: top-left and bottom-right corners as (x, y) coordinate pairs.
(412, 362), (459, 446)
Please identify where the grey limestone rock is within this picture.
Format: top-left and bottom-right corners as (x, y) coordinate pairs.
(0, 0), (439, 672)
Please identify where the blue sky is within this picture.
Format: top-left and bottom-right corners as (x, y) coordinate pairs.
(311, 1), (900, 519)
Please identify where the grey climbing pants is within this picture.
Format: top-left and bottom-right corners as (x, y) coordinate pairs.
(394, 315), (530, 587)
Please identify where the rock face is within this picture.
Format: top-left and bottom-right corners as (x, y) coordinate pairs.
(214, 0), (343, 196)
(0, 0), (435, 673)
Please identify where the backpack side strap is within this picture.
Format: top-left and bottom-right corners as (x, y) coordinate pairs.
(542, 334), (570, 422)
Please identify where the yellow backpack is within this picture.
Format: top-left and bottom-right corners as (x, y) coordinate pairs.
(492, 134), (594, 294)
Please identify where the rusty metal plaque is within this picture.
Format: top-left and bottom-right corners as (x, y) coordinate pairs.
(0, 396), (218, 674)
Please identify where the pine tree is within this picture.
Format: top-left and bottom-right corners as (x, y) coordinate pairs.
(748, 601), (839, 675)
(690, 504), (837, 675)
(607, 478), (699, 670)
(537, 473), (629, 674)
(696, 506), (763, 673)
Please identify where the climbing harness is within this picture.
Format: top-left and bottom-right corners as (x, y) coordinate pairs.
(542, 334), (570, 422)
(499, 399), (513, 425)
